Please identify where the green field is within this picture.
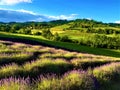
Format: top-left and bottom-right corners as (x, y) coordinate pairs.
(0, 31), (120, 58)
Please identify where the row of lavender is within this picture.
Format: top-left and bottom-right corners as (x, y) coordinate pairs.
(0, 40), (120, 89)
(0, 59), (120, 79)
(0, 62), (119, 90)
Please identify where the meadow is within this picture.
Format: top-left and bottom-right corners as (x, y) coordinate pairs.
(0, 40), (120, 90)
(0, 32), (120, 58)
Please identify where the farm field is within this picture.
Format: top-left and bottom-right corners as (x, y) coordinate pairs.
(0, 39), (120, 90)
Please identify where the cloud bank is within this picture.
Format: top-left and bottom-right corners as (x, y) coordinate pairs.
(0, 0), (32, 5)
(115, 20), (120, 24)
(0, 8), (78, 22)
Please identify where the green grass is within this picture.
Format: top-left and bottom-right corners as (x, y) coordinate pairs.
(0, 31), (120, 58)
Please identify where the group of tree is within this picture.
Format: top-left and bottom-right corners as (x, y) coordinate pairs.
(41, 29), (120, 49)
(77, 34), (120, 49)
(0, 19), (120, 34)
(42, 29), (71, 42)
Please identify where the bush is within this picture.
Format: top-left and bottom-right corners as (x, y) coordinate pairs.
(71, 59), (113, 69)
(60, 35), (71, 42)
(42, 29), (53, 39)
(78, 34), (120, 49)
(93, 62), (120, 85)
(18, 28), (31, 34)
(52, 33), (61, 41)
(0, 52), (34, 65)
(0, 77), (30, 90)
(23, 59), (73, 77)
(0, 64), (22, 79)
(32, 31), (41, 35)
(62, 70), (95, 90)
(36, 70), (95, 90)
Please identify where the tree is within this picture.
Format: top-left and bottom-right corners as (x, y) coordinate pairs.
(53, 33), (61, 41)
(42, 29), (53, 39)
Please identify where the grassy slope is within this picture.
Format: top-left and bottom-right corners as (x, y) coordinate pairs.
(51, 23), (120, 41)
(0, 31), (120, 58)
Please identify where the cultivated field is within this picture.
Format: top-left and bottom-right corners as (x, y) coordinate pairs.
(0, 40), (120, 90)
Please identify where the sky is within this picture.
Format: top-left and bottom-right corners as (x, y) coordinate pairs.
(0, 0), (120, 23)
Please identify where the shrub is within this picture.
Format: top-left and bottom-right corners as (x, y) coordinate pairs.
(0, 52), (34, 65)
(0, 77), (30, 90)
(78, 34), (120, 49)
(93, 62), (120, 85)
(42, 29), (53, 39)
(23, 59), (73, 77)
(18, 28), (31, 34)
(32, 31), (41, 35)
(52, 33), (61, 41)
(62, 70), (95, 90)
(36, 70), (95, 90)
(71, 59), (119, 69)
(60, 35), (71, 42)
(0, 64), (22, 79)
(36, 75), (60, 90)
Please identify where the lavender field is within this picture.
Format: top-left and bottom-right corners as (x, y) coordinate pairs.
(0, 40), (120, 90)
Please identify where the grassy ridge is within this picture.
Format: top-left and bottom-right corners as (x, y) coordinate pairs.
(0, 32), (120, 58)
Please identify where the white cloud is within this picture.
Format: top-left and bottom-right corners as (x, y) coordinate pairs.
(48, 14), (78, 20)
(0, 0), (32, 5)
(115, 20), (120, 24)
(17, 9), (36, 15)
(0, 8), (78, 22)
(86, 18), (92, 20)
(0, 8), (41, 22)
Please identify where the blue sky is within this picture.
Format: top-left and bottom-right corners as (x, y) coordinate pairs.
(0, 0), (120, 23)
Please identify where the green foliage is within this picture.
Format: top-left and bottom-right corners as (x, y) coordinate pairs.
(23, 59), (73, 76)
(59, 35), (71, 42)
(31, 31), (41, 35)
(71, 59), (120, 69)
(93, 62), (120, 86)
(0, 64), (22, 79)
(52, 33), (61, 41)
(0, 52), (34, 65)
(0, 77), (30, 90)
(42, 29), (53, 39)
(18, 28), (31, 34)
(77, 34), (120, 49)
(36, 71), (95, 90)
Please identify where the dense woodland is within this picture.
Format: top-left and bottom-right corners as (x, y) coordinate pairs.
(0, 19), (120, 49)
